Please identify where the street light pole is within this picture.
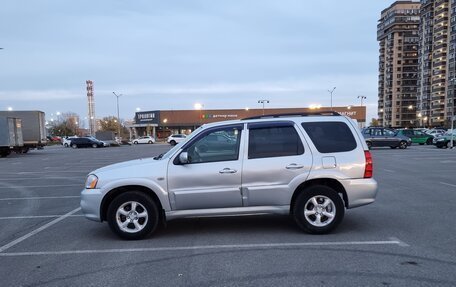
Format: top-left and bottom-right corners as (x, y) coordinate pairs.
(357, 95), (367, 106)
(328, 87), (336, 110)
(258, 100), (270, 115)
(112, 92), (122, 140)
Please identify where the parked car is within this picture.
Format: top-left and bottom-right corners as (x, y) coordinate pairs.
(132, 136), (155, 144)
(362, 127), (411, 149)
(396, 129), (434, 145)
(81, 112), (378, 240)
(70, 137), (105, 148)
(167, 134), (187, 145)
(62, 136), (78, 147)
(425, 129), (446, 137)
(434, 133), (456, 148)
(87, 136), (109, 147)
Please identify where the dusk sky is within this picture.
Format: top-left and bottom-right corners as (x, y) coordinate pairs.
(0, 0), (392, 125)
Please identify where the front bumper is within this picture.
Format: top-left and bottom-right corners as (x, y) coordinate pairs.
(339, 178), (378, 209)
(80, 188), (103, 221)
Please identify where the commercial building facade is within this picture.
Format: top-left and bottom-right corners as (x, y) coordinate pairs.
(127, 106), (366, 139)
(377, 1), (421, 128)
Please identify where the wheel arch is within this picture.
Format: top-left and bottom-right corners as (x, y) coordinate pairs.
(290, 178), (348, 212)
(100, 185), (164, 222)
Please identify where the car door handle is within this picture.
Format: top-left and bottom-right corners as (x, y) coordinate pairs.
(219, 168), (237, 174)
(286, 164), (304, 170)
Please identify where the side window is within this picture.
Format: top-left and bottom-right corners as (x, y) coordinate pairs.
(248, 126), (304, 159)
(185, 126), (242, 164)
(373, 129), (382, 136)
(384, 129), (395, 136)
(301, 122), (357, 153)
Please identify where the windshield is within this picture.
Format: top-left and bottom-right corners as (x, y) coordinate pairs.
(155, 127), (203, 160)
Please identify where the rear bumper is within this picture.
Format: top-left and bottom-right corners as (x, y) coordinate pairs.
(339, 178), (378, 209)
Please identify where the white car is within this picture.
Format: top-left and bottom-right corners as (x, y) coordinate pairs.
(167, 134), (187, 145)
(132, 136), (156, 144)
(62, 136), (78, 147)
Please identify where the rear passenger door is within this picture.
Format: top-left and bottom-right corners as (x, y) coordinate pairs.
(241, 121), (312, 206)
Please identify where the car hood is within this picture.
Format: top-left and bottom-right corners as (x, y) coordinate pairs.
(91, 157), (166, 177)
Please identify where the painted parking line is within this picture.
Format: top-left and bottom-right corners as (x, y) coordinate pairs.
(382, 169), (395, 173)
(440, 182), (456, 188)
(0, 214), (83, 220)
(0, 237), (408, 257)
(0, 184), (81, 189)
(0, 207), (81, 253)
(0, 195), (80, 201)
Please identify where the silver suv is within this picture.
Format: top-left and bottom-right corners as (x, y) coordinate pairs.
(81, 112), (377, 240)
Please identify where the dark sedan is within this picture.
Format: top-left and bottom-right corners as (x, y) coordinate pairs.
(70, 137), (105, 149)
(362, 127), (411, 149)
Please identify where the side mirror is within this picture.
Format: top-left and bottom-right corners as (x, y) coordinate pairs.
(179, 152), (189, 164)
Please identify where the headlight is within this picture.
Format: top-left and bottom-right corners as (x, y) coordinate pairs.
(85, 174), (98, 189)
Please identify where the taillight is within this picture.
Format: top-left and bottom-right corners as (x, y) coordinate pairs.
(364, 150), (373, 178)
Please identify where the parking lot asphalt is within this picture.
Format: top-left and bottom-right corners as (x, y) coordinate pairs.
(0, 144), (455, 286)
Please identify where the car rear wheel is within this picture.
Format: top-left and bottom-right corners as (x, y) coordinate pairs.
(148, 140), (152, 144)
(366, 141), (372, 149)
(133, 141), (138, 145)
(399, 141), (407, 149)
(92, 143), (98, 148)
(170, 140), (176, 146)
(107, 191), (159, 240)
(64, 143), (69, 147)
(293, 185), (344, 234)
(426, 138), (433, 145)
(71, 144), (78, 149)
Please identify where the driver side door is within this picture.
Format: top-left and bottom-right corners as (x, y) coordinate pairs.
(167, 124), (244, 210)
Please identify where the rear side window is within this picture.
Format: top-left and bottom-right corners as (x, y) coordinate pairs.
(301, 122), (357, 153)
(248, 126), (304, 159)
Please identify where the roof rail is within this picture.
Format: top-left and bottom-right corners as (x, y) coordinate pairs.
(241, 111), (340, 120)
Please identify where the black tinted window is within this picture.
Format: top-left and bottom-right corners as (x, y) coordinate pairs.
(301, 122), (357, 153)
(248, 126), (304, 159)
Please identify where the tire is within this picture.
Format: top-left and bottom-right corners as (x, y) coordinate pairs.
(107, 191), (160, 240)
(419, 143), (424, 145)
(390, 146), (397, 149)
(293, 185), (345, 234)
(366, 141), (372, 149)
(399, 141), (407, 149)
(446, 141), (451, 149)
(64, 143), (68, 147)
(133, 141), (138, 145)
(426, 138), (433, 145)
(148, 141), (152, 144)
(170, 140), (176, 146)
(71, 144), (78, 149)
(92, 143), (98, 148)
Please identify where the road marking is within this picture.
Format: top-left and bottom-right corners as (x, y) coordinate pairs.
(0, 239), (408, 257)
(382, 169), (395, 173)
(0, 214), (83, 220)
(0, 196), (80, 201)
(0, 177), (83, 181)
(0, 207), (81, 253)
(440, 182), (456, 188)
(0, 184), (81, 189)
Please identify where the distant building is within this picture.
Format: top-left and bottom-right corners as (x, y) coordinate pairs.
(377, 1), (421, 128)
(127, 106), (367, 139)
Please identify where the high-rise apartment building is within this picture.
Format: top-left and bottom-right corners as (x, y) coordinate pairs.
(378, 1), (421, 128)
(417, 0), (451, 127)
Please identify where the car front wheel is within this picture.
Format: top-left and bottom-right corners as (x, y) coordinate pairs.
(293, 185), (344, 234)
(107, 191), (159, 240)
(169, 140), (176, 146)
(71, 144), (78, 149)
